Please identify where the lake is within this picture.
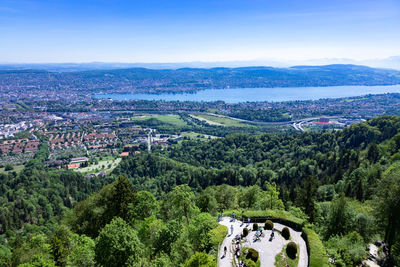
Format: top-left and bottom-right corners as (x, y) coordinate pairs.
(92, 85), (400, 103)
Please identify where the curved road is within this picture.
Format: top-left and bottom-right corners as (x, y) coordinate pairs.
(218, 217), (308, 267)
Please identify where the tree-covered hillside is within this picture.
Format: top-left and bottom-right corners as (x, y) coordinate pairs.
(1, 116), (400, 266)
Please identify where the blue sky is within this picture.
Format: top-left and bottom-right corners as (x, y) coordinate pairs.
(0, 0), (399, 63)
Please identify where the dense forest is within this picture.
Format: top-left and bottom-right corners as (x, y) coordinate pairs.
(1, 116), (400, 266)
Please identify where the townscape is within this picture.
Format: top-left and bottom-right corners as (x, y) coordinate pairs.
(3, 91), (396, 174)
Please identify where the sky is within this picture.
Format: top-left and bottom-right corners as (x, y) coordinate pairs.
(0, 0), (400, 63)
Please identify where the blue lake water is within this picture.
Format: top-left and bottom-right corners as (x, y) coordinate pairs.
(92, 85), (400, 103)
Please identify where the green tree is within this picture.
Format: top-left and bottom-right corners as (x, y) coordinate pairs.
(161, 184), (199, 223)
(68, 177), (135, 238)
(367, 142), (379, 163)
(188, 213), (218, 252)
(346, 167), (367, 201)
(375, 162), (400, 259)
(18, 254), (56, 267)
(196, 187), (218, 214)
(50, 226), (71, 267)
(137, 216), (163, 250)
(66, 234), (95, 267)
(95, 217), (143, 267)
(317, 184), (336, 201)
(107, 176), (135, 221)
(214, 185), (238, 211)
(324, 195), (351, 238)
(238, 185), (261, 209)
(170, 227), (194, 264)
(184, 252), (215, 267)
(256, 182), (284, 210)
(150, 253), (173, 267)
(10, 233), (53, 267)
(297, 176), (318, 222)
(155, 220), (182, 254)
(128, 190), (158, 220)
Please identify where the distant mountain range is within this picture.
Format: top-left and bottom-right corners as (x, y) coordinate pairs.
(1, 64), (400, 95)
(1, 56), (400, 71)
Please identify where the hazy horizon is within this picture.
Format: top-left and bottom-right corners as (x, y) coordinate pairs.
(1, 56), (400, 71)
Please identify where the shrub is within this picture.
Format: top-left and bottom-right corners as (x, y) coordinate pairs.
(246, 248), (259, 262)
(4, 164), (13, 171)
(184, 252), (214, 267)
(286, 242), (297, 259)
(282, 227), (290, 240)
(265, 220), (274, 230)
(252, 223), (258, 231)
(208, 225), (228, 247)
(243, 228), (249, 237)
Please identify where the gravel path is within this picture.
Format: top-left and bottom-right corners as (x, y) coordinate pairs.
(217, 217), (308, 267)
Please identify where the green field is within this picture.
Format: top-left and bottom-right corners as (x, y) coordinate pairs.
(75, 158), (121, 174)
(131, 114), (187, 127)
(0, 164), (24, 174)
(180, 131), (218, 141)
(340, 97), (367, 103)
(190, 114), (251, 127)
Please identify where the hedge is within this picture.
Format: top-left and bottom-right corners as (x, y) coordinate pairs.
(242, 210), (306, 227)
(303, 228), (330, 267)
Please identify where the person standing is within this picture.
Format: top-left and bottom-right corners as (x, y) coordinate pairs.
(231, 224), (234, 235)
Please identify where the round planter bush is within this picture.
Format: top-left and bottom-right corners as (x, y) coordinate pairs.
(243, 227), (249, 237)
(264, 220), (274, 230)
(246, 248), (259, 262)
(281, 227), (290, 240)
(286, 242), (297, 259)
(252, 223), (258, 231)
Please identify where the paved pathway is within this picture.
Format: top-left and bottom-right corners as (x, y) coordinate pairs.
(217, 217), (308, 267)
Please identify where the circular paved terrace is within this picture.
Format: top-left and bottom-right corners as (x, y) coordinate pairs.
(218, 216), (308, 267)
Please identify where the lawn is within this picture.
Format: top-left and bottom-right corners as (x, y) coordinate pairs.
(275, 243), (299, 267)
(0, 164), (24, 174)
(75, 158), (121, 174)
(180, 131), (218, 140)
(190, 114), (251, 127)
(340, 97), (367, 103)
(131, 115), (187, 127)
